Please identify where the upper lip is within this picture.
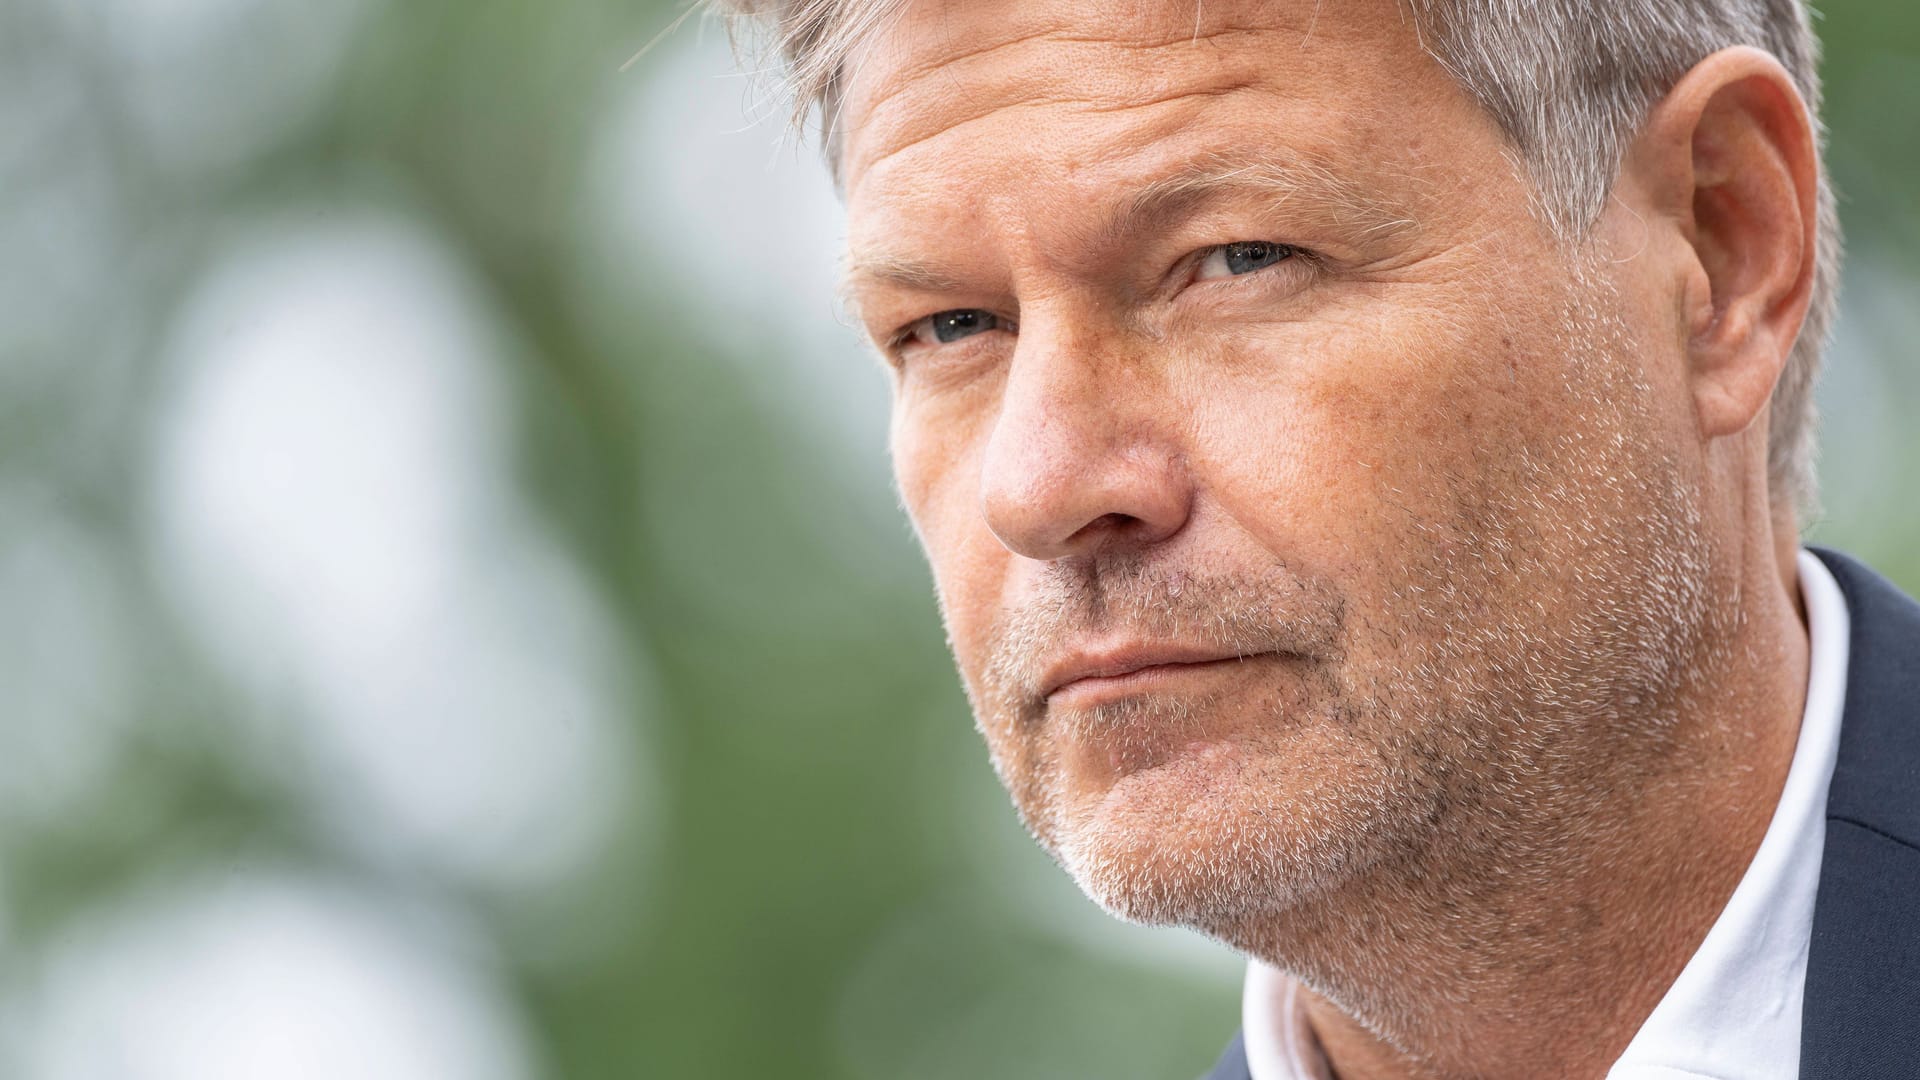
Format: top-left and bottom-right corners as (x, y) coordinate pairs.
(1040, 643), (1261, 699)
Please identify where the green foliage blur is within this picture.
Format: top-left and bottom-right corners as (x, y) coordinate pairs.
(0, 0), (1913, 1077)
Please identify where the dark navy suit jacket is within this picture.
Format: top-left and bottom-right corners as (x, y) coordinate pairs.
(1203, 548), (1920, 1080)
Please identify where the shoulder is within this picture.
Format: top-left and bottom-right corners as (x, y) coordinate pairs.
(1809, 546), (1920, 845)
(1200, 1029), (1252, 1080)
(1801, 547), (1920, 1078)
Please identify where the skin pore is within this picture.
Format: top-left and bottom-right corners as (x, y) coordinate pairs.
(836, 1), (1821, 1077)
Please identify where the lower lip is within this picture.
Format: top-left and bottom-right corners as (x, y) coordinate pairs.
(1047, 656), (1261, 709)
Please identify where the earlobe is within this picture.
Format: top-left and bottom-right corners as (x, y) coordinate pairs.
(1632, 47), (1820, 443)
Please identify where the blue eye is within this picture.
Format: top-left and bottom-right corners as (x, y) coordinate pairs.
(897, 309), (1008, 357)
(928, 309), (999, 343)
(1196, 241), (1298, 281)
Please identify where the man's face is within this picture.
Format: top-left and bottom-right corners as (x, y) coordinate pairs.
(840, 0), (1722, 931)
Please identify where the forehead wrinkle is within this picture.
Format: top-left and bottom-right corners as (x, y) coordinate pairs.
(845, 15), (1314, 184)
(862, 21), (1282, 113)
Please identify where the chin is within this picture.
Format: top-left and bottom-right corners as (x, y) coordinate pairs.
(1047, 738), (1374, 930)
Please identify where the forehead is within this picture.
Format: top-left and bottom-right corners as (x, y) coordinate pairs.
(838, 0), (1477, 233)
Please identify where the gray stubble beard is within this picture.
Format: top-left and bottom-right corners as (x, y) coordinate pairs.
(953, 268), (1734, 1054)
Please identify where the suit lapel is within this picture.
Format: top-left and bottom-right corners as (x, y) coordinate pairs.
(1800, 549), (1920, 1078)
(1201, 1030), (1252, 1080)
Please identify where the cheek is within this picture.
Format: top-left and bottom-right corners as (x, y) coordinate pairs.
(890, 390), (985, 549)
(890, 402), (1006, 676)
(1180, 283), (1575, 581)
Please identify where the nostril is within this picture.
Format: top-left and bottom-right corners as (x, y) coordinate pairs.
(1072, 512), (1140, 543)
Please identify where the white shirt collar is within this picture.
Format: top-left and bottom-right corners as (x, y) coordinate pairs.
(1243, 549), (1852, 1080)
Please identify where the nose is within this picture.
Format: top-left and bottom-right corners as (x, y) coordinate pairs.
(979, 325), (1193, 561)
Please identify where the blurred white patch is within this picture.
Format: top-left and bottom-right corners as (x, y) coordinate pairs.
(148, 210), (652, 894)
(0, 485), (136, 826)
(51, 0), (371, 178)
(581, 28), (887, 452)
(1819, 290), (1895, 518)
(1808, 245), (1920, 568)
(12, 869), (537, 1080)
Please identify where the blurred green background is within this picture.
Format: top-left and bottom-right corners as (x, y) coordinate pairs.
(0, 1), (1913, 1076)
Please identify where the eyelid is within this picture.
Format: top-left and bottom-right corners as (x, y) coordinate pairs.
(884, 309), (1017, 364)
(885, 313), (937, 354)
(1187, 241), (1310, 284)
(880, 314), (930, 358)
(879, 240), (1317, 357)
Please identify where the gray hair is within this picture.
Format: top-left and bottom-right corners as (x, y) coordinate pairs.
(713, 0), (1841, 518)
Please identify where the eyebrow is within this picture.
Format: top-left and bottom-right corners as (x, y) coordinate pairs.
(838, 251), (970, 309)
(1117, 150), (1418, 247)
(839, 151), (1417, 309)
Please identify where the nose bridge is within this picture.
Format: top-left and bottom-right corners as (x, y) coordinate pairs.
(979, 309), (1192, 561)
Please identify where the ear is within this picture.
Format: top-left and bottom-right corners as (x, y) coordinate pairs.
(1622, 46), (1820, 442)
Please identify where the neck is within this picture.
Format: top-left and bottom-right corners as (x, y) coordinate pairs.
(1223, 539), (1811, 1080)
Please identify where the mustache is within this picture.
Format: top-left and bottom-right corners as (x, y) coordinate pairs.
(978, 555), (1347, 712)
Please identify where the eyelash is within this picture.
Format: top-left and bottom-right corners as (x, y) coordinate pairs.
(885, 240), (1315, 362)
(1192, 240), (1299, 280)
(885, 312), (1017, 357)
